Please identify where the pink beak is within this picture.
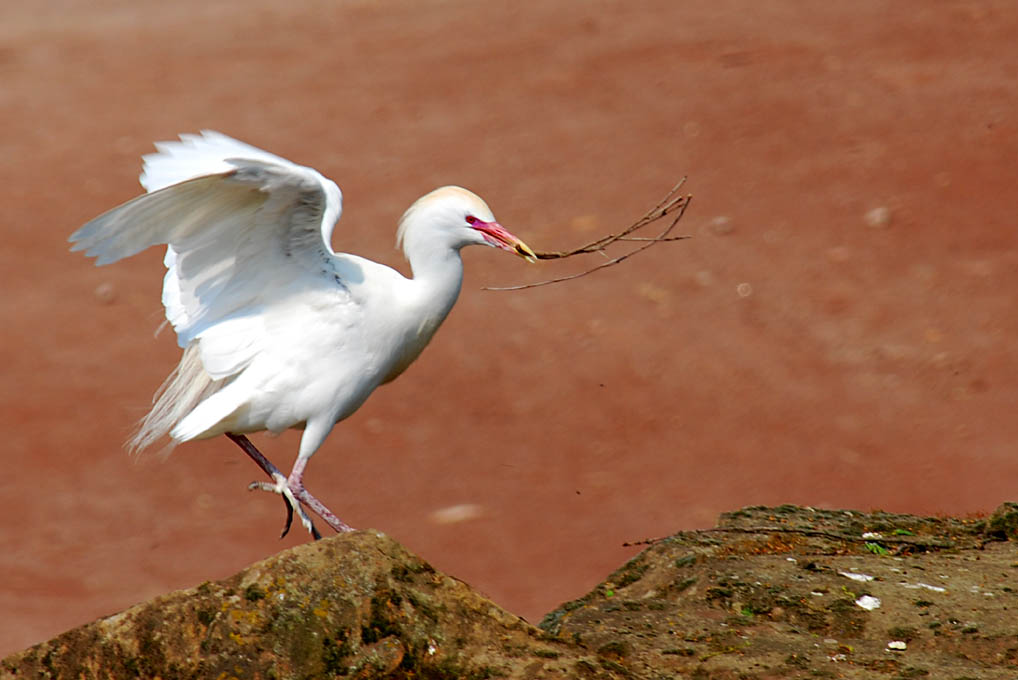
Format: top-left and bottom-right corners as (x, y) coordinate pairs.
(472, 220), (537, 262)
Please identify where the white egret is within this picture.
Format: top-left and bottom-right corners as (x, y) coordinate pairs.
(71, 131), (535, 538)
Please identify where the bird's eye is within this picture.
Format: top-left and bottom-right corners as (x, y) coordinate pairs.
(465, 215), (479, 225)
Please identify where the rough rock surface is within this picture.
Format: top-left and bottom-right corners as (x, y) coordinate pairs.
(1, 531), (577, 679)
(5, 505), (1018, 679)
(542, 503), (1018, 679)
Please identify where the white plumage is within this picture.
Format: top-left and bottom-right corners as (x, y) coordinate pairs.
(71, 131), (535, 537)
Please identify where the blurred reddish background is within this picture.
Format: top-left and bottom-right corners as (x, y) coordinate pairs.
(2, 0), (1016, 656)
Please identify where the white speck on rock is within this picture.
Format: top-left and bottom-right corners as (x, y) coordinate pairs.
(838, 570), (875, 582)
(899, 582), (946, 593)
(856, 595), (881, 611)
(887, 640), (907, 651)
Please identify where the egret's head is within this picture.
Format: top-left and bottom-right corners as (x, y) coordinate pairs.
(397, 186), (536, 262)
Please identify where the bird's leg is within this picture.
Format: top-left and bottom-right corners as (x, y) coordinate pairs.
(284, 456), (356, 534)
(225, 433), (321, 539)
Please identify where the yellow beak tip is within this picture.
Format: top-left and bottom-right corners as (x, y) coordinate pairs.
(516, 243), (538, 263)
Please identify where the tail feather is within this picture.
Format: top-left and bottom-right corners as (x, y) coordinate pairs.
(169, 385), (248, 443)
(129, 342), (220, 453)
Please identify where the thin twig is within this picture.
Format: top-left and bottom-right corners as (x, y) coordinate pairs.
(484, 179), (692, 291)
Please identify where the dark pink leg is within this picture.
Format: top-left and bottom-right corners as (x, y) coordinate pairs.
(287, 456), (355, 534)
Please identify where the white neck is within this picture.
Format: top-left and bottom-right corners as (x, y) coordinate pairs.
(401, 228), (466, 335)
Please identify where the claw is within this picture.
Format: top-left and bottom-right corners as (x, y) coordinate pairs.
(248, 474), (319, 538)
(277, 496), (320, 539)
(280, 495), (294, 538)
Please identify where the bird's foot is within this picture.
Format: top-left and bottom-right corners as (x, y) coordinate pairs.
(226, 433), (345, 539)
(249, 473), (321, 539)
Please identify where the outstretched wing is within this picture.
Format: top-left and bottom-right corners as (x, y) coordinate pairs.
(70, 131), (346, 379)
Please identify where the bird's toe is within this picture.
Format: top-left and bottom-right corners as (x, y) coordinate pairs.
(247, 474), (320, 539)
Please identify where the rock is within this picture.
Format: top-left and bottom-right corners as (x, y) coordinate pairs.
(539, 504), (1018, 678)
(0, 531), (580, 679)
(5, 505), (1018, 679)
(982, 501), (1018, 541)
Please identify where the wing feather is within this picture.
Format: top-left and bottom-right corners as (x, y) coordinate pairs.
(70, 132), (347, 377)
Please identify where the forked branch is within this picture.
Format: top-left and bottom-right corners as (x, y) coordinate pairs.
(486, 179), (692, 291)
